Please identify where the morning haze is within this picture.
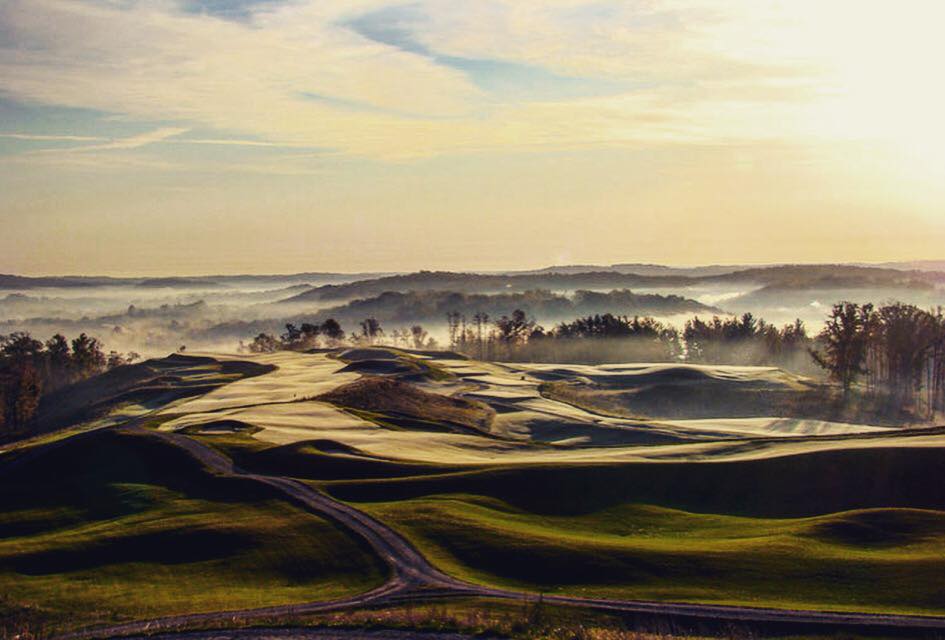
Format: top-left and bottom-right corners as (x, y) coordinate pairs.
(3, 2), (945, 639)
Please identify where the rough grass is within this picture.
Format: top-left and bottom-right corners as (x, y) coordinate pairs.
(295, 598), (718, 640)
(317, 376), (495, 435)
(0, 430), (387, 632)
(358, 495), (945, 615)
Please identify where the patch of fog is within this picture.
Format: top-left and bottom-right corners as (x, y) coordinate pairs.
(694, 290), (752, 305)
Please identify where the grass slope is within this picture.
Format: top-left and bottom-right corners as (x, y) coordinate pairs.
(0, 430), (386, 631)
(327, 446), (945, 517)
(360, 496), (945, 614)
(324, 445), (945, 615)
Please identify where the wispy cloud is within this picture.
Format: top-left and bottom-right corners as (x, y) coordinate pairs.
(168, 137), (325, 149)
(0, 0), (943, 160)
(0, 132), (105, 141)
(57, 127), (190, 152)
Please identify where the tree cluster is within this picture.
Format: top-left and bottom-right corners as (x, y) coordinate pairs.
(445, 310), (808, 366)
(0, 332), (138, 432)
(812, 302), (945, 416)
(243, 317), (437, 354)
(683, 314), (812, 370)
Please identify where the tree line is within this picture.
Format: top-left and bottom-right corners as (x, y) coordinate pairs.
(443, 303), (945, 418)
(443, 309), (813, 370)
(0, 332), (138, 433)
(242, 317), (438, 354)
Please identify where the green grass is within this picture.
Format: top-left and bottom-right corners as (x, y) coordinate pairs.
(325, 446), (945, 518)
(358, 495), (945, 615)
(0, 430), (387, 631)
(320, 445), (945, 616)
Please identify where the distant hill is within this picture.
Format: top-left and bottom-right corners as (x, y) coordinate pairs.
(507, 263), (771, 277)
(0, 274), (123, 289)
(709, 264), (942, 289)
(136, 277), (224, 288)
(0, 272), (395, 290)
(865, 260), (945, 273)
(281, 265), (939, 304)
(287, 289), (717, 326)
(280, 271), (699, 303)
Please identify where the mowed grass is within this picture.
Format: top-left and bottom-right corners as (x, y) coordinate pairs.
(0, 430), (387, 631)
(360, 495), (945, 615)
(326, 446), (945, 616)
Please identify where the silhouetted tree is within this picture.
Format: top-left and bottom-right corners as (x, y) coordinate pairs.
(0, 331), (132, 432)
(410, 325), (429, 349)
(811, 303), (877, 395)
(249, 333), (280, 353)
(320, 319), (345, 346)
(358, 318), (384, 345)
(70, 333), (106, 379)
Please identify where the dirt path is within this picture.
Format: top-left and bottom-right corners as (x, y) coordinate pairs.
(118, 629), (478, 640)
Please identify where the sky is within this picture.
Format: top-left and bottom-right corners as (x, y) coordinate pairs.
(1, 0), (944, 276)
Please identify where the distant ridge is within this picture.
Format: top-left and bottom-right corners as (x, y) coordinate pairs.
(280, 264), (940, 304)
(504, 263), (781, 277)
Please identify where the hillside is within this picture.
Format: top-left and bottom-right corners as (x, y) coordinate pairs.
(281, 265), (941, 304)
(310, 289), (717, 324)
(6, 347), (945, 636)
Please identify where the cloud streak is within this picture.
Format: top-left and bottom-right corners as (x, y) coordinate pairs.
(57, 127), (191, 153)
(0, 132), (105, 141)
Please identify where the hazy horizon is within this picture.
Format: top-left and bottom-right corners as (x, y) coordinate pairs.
(7, 257), (945, 279)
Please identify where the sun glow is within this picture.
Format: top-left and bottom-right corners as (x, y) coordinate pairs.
(798, 2), (945, 183)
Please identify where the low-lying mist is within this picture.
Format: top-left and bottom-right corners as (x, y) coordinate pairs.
(2, 267), (944, 365)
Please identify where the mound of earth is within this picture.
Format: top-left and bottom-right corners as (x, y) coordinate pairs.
(805, 508), (945, 547)
(317, 377), (494, 435)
